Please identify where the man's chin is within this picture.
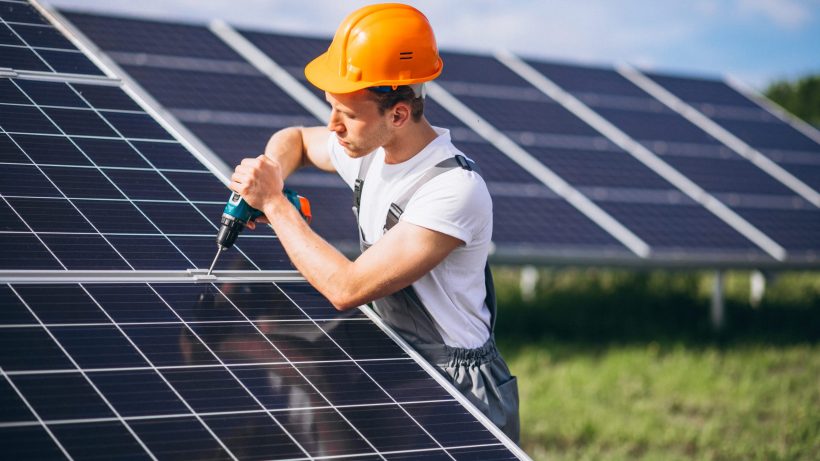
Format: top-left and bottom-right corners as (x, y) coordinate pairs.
(344, 146), (368, 158)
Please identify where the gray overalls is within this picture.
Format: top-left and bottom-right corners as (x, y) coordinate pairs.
(353, 153), (520, 443)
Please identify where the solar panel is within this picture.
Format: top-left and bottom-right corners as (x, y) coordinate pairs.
(526, 60), (819, 257)
(1, 282), (520, 460)
(2, 3), (526, 459)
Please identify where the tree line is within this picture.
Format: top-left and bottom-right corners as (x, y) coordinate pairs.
(764, 74), (820, 128)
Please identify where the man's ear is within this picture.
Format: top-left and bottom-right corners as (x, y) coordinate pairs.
(391, 102), (411, 127)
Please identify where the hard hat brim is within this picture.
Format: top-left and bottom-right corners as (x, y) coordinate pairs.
(304, 52), (366, 94)
(304, 51), (443, 95)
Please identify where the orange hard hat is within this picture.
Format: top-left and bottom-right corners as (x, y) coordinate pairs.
(305, 3), (443, 94)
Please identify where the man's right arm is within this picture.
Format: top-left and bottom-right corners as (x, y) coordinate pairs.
(263, 126), (334, 178)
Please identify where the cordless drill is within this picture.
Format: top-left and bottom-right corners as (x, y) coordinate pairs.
(206, 189), (311, 275)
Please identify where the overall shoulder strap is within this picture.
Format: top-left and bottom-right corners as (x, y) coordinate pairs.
(352, 153), (377, 224)
(384, 154), (479, 232)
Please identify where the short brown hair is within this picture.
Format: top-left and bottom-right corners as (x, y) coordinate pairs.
(367, 86), (424, 122)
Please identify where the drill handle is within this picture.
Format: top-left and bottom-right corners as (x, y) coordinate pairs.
(284, 188), (312, 224)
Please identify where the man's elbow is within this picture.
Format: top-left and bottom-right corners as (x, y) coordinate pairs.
(326, 287), (366, 311)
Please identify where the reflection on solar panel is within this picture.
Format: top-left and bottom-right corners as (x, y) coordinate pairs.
(1, 2), (527, 460)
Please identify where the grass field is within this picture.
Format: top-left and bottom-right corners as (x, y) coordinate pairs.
(492, 268), (820, 460)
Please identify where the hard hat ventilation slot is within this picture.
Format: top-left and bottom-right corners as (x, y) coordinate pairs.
(399, 51), (414, 60)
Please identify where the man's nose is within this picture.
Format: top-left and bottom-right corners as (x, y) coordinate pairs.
(327, 109), (344, 133)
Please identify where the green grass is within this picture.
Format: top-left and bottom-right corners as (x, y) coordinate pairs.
(492, 269), (820, 460)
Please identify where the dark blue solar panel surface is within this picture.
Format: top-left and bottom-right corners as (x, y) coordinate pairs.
(526, 59), (817, 254)
(0, 1), (102, 75)
(645, 71), (820, 193)
(0, 77), (290, 271)
(239, 29), (329, 70)
(238, 29), (332, 101)
(492, 194), (625, 248)
(62, 10), (240, 59)
(597, 201), (760, 251)
(0, 281), (516, 460)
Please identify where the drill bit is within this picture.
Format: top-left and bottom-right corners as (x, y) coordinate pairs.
(206, 249), (222, 276)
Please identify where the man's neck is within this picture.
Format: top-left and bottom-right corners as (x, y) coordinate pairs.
(382, 118), (439, 165)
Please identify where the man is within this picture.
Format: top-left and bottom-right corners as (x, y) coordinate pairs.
(230, 3), (519, 442)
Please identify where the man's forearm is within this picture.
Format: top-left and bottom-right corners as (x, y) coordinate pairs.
(262, 194), (360, 310)
(264, 127), (308, 178)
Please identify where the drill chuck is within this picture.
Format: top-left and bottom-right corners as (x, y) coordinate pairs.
(215, 214), (245, 250)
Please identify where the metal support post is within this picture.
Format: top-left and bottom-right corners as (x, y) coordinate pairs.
(519, 265), (539, 302)
(711, 270), (725, 331)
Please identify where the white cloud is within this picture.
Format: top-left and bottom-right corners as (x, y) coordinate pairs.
(736, 0), (813, 29)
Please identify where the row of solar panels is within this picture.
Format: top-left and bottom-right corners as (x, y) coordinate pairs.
(0, 1), (528, 459)
(24, 4), (816, 268)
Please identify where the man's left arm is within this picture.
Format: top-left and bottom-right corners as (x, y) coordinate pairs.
(231, 155), (462, 310)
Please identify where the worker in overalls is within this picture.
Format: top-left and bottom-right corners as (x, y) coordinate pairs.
(230, 3), (519, 442)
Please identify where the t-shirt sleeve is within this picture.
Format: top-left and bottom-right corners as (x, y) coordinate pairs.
(327, 133), (359, 189)
(400, 170), (492, 246)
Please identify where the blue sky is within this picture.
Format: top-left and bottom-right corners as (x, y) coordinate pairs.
(46, 0), (820, 90)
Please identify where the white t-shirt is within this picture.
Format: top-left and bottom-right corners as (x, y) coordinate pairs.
(328, 127), (493, 348)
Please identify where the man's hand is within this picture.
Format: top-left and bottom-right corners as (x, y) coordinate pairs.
(229, 155), (285, 219)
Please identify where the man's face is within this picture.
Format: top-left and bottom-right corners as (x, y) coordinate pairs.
(325, 90), (391, 158)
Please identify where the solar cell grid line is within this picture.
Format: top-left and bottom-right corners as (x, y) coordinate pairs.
(14, 282), (291, 460)
(0, 0), (103, 76)
(5, 284), (160, 460)
(203, 282), (447, 460)
(269, 285), (514, 460)
(0, 77), (192, 271)
(52, 78), (272, 271)
(0, 193), (66, 270)
(48, 8), (237, 182)
(0, 77), (291, 272)
(0, 368), (74, 459)
(147, 281), (391, 460)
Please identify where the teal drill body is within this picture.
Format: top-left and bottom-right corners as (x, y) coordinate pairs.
(208, 189), (310, 274)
